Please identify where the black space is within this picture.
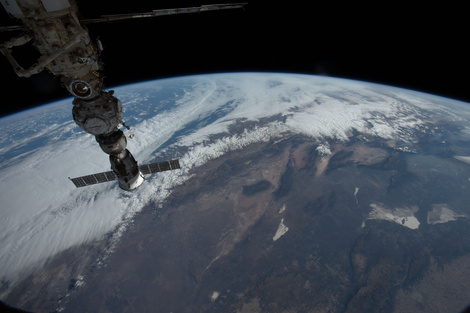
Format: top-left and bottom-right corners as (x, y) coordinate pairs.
(1, 2), (469, 117)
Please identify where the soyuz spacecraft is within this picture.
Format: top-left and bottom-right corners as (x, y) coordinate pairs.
(0, 0), (247, 190)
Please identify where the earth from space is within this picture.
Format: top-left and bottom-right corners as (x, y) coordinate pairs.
(1, 72), (470, 313)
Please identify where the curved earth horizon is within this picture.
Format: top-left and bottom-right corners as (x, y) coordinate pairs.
(1, 72), (470, 312)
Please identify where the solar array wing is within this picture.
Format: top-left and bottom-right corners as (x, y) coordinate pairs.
(170, 159), (180, 169)
(69, 171), (117, 188)
(139, 159), (181, 175)
(70, 159), (180, 188)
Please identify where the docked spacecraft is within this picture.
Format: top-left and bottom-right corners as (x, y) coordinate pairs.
(0, 0), (246, 190)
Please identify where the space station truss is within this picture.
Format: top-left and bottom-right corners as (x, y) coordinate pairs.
(81, 3), (247, 24)
(69, 159), (181, 188)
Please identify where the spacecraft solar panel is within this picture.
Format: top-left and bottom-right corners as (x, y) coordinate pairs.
(70, 171), (117, 188)
(139, 159), (181, 175)
(139, 163), (156, 175)
(159, 161), (171, 172)
(170, 159), (181, 170)
(70, 160), (181, 187)
(149, 163), (161, 173)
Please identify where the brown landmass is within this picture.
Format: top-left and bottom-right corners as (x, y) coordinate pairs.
(5, 135), (470, 313)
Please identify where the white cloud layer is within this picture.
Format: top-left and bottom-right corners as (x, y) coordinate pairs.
(0, 72), (468, 296)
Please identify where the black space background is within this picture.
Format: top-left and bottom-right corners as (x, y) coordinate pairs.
(1, 1), (469, 117)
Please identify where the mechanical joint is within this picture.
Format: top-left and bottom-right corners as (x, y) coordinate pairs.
(96, 130), (127, 155)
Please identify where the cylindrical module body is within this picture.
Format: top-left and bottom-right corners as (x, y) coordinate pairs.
(72, 91), (124, 136)
(109, 149), (144, 190)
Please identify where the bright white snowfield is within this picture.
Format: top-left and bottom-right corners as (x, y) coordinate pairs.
(1, 72), (470, 298)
